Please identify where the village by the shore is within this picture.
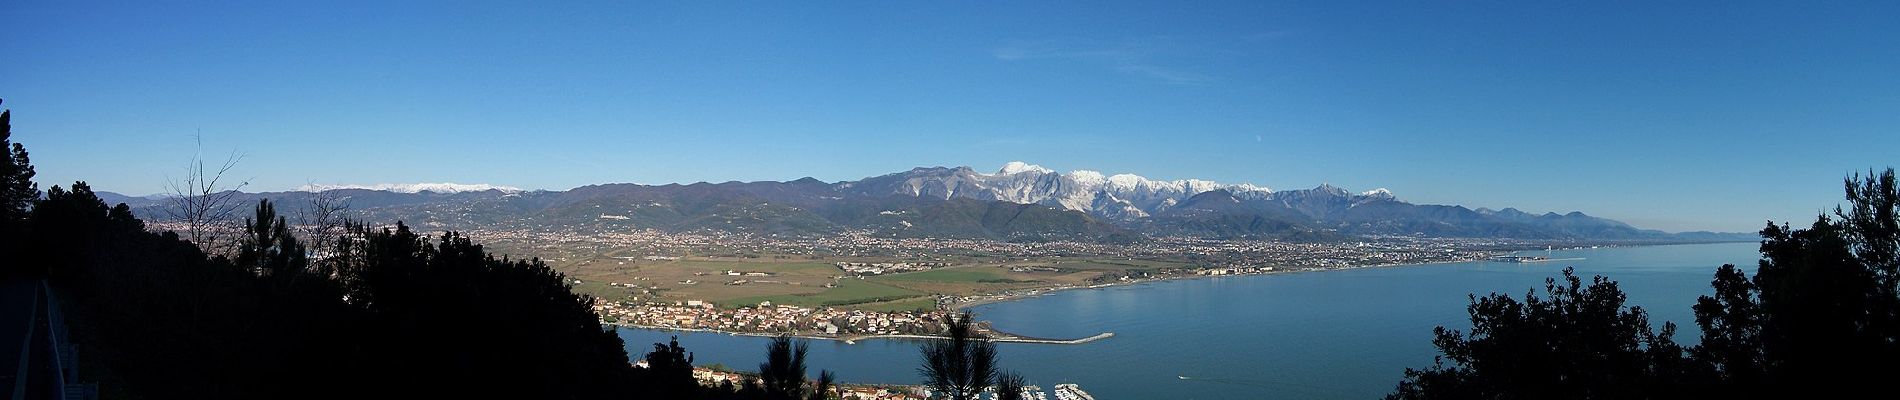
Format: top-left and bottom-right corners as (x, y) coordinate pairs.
(592, 248), (1515, 344)
(652, 361), (1098, 400)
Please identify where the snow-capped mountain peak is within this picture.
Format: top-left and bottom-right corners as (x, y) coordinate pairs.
(1105, 174), (1148, 192)
(298, 183), (524, 194)
(992, 161), (1054, 175)
(842, 161), (1331, 221)
(1068, 170), (1107, 187)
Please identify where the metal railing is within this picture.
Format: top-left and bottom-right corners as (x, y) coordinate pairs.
(6, 281), (95, 400)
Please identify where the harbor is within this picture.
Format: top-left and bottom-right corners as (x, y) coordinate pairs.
(920, 383), (1097, 400)
(1489, 255), (1588, 263)
(1492, 246), (1586, 263)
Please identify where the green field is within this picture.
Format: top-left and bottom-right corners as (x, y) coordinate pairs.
(655, 259), (839, 274)
(569, 280), (634, 301)
(491, 238), (1195, 311)
(874, 267), (1015, 283)
(727, 279), (924, 308)
(852, 296), (940, 313)
(1038, 258), (1186, 272)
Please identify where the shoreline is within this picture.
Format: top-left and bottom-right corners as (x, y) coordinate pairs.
(948, 256), (1494, 312)
(613, 255), (1514, 345)
(609, 322), (1115, 345)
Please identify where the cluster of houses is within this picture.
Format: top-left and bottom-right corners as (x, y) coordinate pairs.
(1196, 265), (1277, 276)
(834, 261), (947, 275)
(917, 384), (1095, 400)
(684, 366), (925, 399)
(597, 300), (952, 336)
(675, 365), (1093, 400)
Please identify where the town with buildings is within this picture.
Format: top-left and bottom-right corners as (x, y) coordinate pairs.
(598, 300), (954, 338)
(464, 226), (1541, 272)
(444, 225), (1597, 398)
(669, 364), (1096, 400)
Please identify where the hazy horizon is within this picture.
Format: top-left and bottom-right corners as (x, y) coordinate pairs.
(83, 159), (1760, 235)
(7, 1), (1898, 232)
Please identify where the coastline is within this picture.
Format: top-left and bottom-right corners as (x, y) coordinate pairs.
(609, 322), (1115, 345)
(613, 255), (1512, 345)
(614, 239), (1753, 396)
(947, 256), (1494, 312)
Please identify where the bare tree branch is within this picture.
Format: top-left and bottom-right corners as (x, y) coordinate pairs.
(163, 134), (249, 258)
(295, 185), (353, 262)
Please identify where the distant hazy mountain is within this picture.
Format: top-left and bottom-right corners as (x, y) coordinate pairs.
(97, 162), (1753, 243)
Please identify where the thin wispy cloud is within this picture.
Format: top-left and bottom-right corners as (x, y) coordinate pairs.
(990, 38), (1218, 85)
(978, 137), (1032, 146)
(1115, 64), (1210, 84)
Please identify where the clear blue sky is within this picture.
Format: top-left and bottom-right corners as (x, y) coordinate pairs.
(3, 1), (1896, 232)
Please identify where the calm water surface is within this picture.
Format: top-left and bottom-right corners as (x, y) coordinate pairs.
(619, 242), (1758, 399)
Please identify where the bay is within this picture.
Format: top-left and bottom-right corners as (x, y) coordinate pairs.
(618, 242), (1759, 399)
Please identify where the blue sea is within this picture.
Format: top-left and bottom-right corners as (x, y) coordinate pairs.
(618, 242), (1759, 399)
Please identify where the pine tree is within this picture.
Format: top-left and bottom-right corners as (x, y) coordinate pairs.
(1392, 168), (1900, 399)
(1387, 268), (1687, 400)
(760, 336), (811, 400)
(810, 370), (837, 400)
(0, 98), (38, 223)
(1687, 168), (1900, 396)
(237, 199), (308, 278)
(995, 371), (1026, 400)
(641, 335), (700, 398)
(919, 312), (999, 400)
(1, 98), (41, 277)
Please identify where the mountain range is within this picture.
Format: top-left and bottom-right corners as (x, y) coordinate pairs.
(97, 162), (1751, 243)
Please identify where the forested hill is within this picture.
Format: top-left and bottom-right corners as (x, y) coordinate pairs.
(97, 167), (1751, 243)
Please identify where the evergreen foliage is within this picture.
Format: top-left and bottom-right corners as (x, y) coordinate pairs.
(918, 311), (999, 400)
(236, 199), (308, 277)
(0, 103), (811, 399)
(0, 98), (41, 278)
(28, 189), (659, 398)
(994, 371), (1026, 400)
(0, 99), (36, 223)
(638, 335), (704, 398)
(1387, 268), (1687, 399)
(759, 336), (810, 400)
(1392, 167), (1900, 399)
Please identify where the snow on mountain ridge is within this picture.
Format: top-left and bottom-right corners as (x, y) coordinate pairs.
(1361, 188), (1394, 197)
(952, 162), (1285, 220)
(1067, 170), (1107, 187)
(992, 161), (1054, 175)
(846, 161), (1397, 222)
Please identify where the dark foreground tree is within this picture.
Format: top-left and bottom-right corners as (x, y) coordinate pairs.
(0, 99), (34, 223)
(235, 199), (308, 277)
(756, 335), (839, 400)
(329, 222), (636, 399)
(1388, 268), (1687, 400)
(27, 183), (358, 399)
(0, 98), (40, 277)
(811, 370), (837, 400)
(994, 371), (1026, 400)
(919, 311), (999, 400)
(4, 102), (673, 399)
(1688, 168), (1900, 397)
(759, 336), (810, 400)
(639, 335), (706, 398)
(1393, 168), (1900, 399)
